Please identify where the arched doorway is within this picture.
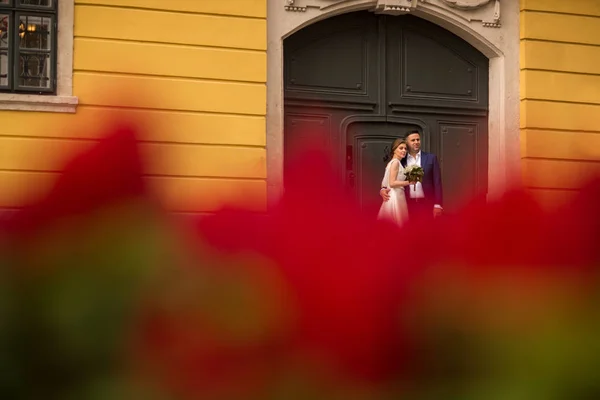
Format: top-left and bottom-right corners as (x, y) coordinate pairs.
(283, 12), (489, 215)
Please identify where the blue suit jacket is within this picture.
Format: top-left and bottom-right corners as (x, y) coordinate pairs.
(401, 151), (443, 207)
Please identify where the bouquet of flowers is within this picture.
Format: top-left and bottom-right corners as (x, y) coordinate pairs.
(403, 164), (424, 191)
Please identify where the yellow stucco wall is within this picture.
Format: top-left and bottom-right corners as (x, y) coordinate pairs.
(0, 0), (267, 212)
(520, 0), (600, 207)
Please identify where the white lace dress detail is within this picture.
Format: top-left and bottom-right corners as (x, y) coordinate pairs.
(377, 159), (408, 227)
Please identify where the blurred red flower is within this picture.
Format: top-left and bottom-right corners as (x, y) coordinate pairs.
(1, 117), (599, 400)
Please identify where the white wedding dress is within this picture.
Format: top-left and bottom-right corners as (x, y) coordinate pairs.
(377, 158), (409, 227)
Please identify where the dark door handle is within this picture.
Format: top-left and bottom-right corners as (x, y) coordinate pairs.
(348, 172), (355, 188)
(346, 145), (353, 171)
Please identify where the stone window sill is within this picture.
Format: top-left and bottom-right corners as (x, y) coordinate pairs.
(0, 93), (79, 113)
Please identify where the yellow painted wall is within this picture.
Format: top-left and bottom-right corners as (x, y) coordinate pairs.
(520, 0), (600, 208)
(0, 0), (267, 212)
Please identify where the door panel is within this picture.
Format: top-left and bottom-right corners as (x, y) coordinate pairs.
(439, 122), (479, 211)
(284, 110), (332, 183)
(288, 28), (370, 93)
(437, 118), (489, 210)
(385, 15), (489, 111)
(402, 32), (479, 99)
(284, 12), (381, 106)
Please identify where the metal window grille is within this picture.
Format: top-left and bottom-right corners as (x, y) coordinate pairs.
(0, 0), (57, 94)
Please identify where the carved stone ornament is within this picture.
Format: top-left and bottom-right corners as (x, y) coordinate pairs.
(284, 0), (501, 28)
(284, 0), (348, 12)
(441, 0), (492, 9)
(373, 0), (421, 16)
(441, 0), (500, 26)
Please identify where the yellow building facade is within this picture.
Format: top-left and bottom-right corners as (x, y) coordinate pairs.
(520, 0), (600, 207)
(0, 0), (267, 213)
(0, 0), (598, 213)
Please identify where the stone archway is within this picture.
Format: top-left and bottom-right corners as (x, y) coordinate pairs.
(266, 0), (520, 208)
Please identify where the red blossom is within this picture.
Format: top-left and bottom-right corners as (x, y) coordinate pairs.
(5, 122), (146, 239)
(194, 148), (423, 385)
(2, 117), (599, 399)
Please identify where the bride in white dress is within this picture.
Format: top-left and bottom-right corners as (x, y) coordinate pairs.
(377, 138), (411, 227)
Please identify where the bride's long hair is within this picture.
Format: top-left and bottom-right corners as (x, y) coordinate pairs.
(384, 138), (406, 162)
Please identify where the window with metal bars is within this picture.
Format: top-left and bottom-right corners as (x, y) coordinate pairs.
(0, 0), (57, 94)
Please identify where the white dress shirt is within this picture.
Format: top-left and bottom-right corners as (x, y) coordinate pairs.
(406, 151), (443, 209)
(406, 151), (425, 199)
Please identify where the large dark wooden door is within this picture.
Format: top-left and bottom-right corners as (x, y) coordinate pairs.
(284, 12), (489, 214)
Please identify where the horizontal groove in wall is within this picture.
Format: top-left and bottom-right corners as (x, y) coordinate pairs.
(519, 68), (600, 77)
(0, 134), (266, 149)
(519, 127), (600, 134)
(520, 38), (600, 48)
(78, 104), (266, 119)
(520, 9), (600, 19)
(73, 104), (266, 118)
(75, 3), (266, 20)
(0, 169), (267, 181)
(525, 186), (582, 192)
(520, 98), (600, 106)
(74, 36), (267, 54)
(73, 69), (266, 85)
(522, 157), (600, 164)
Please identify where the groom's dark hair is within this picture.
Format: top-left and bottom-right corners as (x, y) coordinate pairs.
(404, 129), (420, 140)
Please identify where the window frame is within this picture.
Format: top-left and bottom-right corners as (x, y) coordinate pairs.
(0, 0), (77, 113)
(1, 1), (58, 94)
(0, 12), (12, 92)
(15, 10), (57, 93)
(14, 0), (56, 11)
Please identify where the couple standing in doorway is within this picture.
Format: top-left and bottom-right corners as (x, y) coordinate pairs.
(377, 130), (443, 227)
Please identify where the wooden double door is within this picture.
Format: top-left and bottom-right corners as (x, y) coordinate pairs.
(283, 12), (490, 215)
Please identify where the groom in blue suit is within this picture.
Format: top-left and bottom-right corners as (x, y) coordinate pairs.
(380, 130), (443, 220)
